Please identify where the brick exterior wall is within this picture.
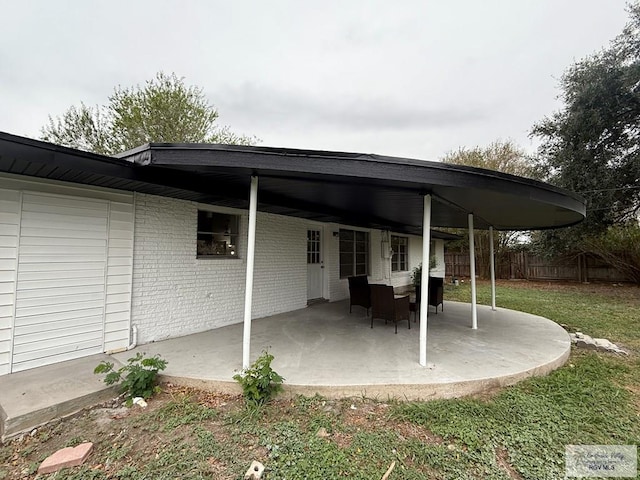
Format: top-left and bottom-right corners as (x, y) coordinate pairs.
(131, 193), (436, 345)
(131, 193), (307, 343)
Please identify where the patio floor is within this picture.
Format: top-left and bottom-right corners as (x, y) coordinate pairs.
(113, 300), (571, 400)
(0, 300), (571, 439)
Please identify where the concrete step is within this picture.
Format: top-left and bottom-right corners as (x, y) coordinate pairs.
(0, 354), (122, 441)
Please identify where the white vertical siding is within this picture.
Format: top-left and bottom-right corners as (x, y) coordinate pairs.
(0, 174), (135, 374)
(12, 193), (109, 372)
(0, 189), (20, 375)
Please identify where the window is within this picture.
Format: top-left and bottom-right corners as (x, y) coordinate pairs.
(197, 210), (239, 257)
(339, 229), (369, 278)
(391, 235), (408, 272)
(307, 229), (321, 264)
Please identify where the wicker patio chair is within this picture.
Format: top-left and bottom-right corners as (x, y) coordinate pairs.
(348, 275), (371, 315)
(370, 284), (411, 334)
(428, 277), (444, 313)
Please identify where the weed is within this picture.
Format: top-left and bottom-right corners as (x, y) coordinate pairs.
(233, 350), (284, 407)
(132, 397), (219, 432)
(94, 352), (167, 403)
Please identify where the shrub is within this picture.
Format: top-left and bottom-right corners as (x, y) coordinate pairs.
(95, 352), (167, 403)
(233, 350), (284, 407)
(581, 224), (640, 284)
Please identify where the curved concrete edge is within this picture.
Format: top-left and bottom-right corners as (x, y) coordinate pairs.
(158, 344), (571, 402)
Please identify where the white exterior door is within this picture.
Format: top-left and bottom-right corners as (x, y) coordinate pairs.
(306, 228), (323, 300)
(12, 193), (109, 372)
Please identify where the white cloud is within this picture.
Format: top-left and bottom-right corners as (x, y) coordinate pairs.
(0, 0), (630, 160)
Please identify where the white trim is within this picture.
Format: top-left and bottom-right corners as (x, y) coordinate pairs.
(0, 173), (132, 203)
(469, 214), (478, 329)
(8, 191), (23, 374)
(242, 176), (258, 369)
(102, 201), (111, 351)
(127, 192), (137, 347)
(195, 202), (247, 216)
(419, 194), (431, 367)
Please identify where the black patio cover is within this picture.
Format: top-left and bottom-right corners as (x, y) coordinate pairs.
(0, 132), (585, 235)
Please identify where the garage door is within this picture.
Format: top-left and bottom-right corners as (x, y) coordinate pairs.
(12, 193), (109, 372)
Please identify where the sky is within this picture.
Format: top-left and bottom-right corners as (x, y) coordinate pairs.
(0, 1), (631, 161)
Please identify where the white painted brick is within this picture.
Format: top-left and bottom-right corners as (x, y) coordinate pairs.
(131, 194), (307, 343)
(130, 193), (430, 345)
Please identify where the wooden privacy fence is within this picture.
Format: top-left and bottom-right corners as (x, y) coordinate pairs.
(444, 252), (631, 283)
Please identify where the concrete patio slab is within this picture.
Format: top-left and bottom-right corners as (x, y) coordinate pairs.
(0, 301), (570, 439)
(0, 354), (122, 441)
(114, 300), (571, 401)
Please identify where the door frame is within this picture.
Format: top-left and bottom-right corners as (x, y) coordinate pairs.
(306, 224), (327, 301)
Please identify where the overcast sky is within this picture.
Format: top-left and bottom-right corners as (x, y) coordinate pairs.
(0, 1), (631, 160)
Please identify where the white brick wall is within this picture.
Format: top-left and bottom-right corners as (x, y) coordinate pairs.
(131, 193), (307, 344)
(130, 192), (442, 344)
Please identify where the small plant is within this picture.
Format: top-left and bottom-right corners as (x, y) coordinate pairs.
(94, 352), (167, 404)
(233, 350), (284, 407)
(411, 263), (422, 287)
(411, 256), (438, 287)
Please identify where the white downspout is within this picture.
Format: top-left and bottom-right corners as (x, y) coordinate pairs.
(419, 194), (432, 367)
(126, 192), (138, 351)
(468, 213), (478, 329)
(489, 226), (496, 311)
(126, 325), (138, 350)
(242, 176), (259, 370)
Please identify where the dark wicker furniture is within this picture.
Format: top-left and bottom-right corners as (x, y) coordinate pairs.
(370, 284), (411, 334)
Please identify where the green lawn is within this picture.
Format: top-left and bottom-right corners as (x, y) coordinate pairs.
(2, 281), (639, 479)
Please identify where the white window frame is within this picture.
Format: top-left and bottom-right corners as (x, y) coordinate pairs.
(391, 235), (408, 272)
(339, 228), (370, 278)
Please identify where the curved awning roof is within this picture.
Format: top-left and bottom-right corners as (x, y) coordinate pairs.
(0, 132), (585, 235)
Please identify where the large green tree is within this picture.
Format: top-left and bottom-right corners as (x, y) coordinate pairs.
(532, 3), (640, 252)
(42, 72), (257, 155)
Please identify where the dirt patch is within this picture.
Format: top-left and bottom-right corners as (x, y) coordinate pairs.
(394, 421), (443, 445)
(0, 386), (243, 479)
(495, 446), (524, 480)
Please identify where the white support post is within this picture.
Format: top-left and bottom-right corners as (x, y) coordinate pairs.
(242, 176), (258, 369)
(489, 226), (496, 311)
(468, 213), (478, 329)
(419, 194), (432, 367)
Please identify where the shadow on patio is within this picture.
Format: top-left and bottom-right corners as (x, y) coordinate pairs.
(113, 300), (570, 401)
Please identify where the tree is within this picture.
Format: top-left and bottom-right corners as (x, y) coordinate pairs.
(441, 140), (537, 278)
(441, 139), (538, 179)
(532, 3), (640, 253)
(42, 72), (257, 155)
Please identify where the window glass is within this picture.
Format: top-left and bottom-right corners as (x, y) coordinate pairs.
(197, 210), (239, 257)
(339, 229), (369, 278)
(391, 235), (408, 272)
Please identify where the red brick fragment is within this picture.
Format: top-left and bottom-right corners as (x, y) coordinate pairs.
(38, 442), (93, 474)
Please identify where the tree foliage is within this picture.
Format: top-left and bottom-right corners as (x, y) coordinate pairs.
(42, 72), (257, 155)
(441, 139), (538, 179)
(580, 224), (640, 283)
(441, 140), (535, 278)
(532, 3), (640, 251)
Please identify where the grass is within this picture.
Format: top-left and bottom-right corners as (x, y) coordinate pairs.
(1, 281), (638, 479)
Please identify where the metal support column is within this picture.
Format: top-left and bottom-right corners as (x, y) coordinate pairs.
(419, 194), (432, 366)
(242, 176), (258, 369)
(468, 213), (478, 329)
